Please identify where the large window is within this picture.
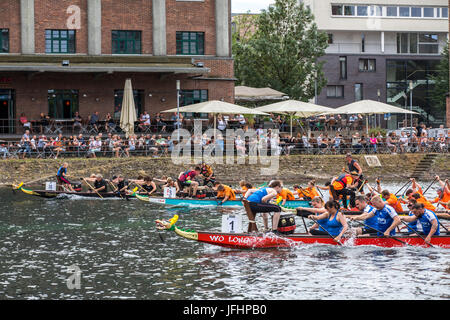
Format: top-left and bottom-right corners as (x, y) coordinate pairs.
(112, 30), (142, 54)
(181, 89), (208, 118)
(359, 59), (376, 72)
(176, 32), (205, 55)
(355, 84), (363, 101)
(0, 29), (9, 53)
(397, 33), (439, 54)
(114, 89), (144, 119)
(339, 56), (347, 80)
(45, 30), (76, 54)
(332, 5), (448, 19)
(48, 90), (79, 119)
(326, 86), (344, 98)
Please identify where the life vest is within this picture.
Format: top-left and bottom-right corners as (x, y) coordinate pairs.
(201, 164), (214, 178)
(179, 170), (196, 182)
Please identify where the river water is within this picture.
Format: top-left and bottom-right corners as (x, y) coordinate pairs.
(0, 183), (449, 300)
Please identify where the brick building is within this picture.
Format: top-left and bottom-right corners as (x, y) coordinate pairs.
(0, 0), (234, 134)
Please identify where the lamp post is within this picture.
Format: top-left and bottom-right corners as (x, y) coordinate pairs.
(176, 80), (181, 140)
(314, 70), (318, 105)
(376, 89), (381, 128)
(409, 80), (413, 137)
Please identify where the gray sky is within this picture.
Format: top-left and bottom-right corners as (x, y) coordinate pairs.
(232, 0), (274, 13)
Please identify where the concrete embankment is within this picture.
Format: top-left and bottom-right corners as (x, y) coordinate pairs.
(0, 154), (448, 187)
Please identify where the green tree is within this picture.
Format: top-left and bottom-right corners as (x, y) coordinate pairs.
(428, 42), (449, 116)
(232, 0), (329, 101)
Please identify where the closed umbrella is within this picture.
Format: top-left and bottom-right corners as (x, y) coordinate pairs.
(120, 79), (138, 138)
(161, 100), (268, 133)
(255, 100), (335, 136)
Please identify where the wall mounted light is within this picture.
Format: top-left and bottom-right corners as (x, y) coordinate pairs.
(161, 97), (166, 102)
(95, 98), (100, 102)
(83, 94), (87, 98)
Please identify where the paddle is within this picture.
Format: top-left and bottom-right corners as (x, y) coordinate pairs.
(422, 177), (438, 196)
(394, 180), (411, 196)
(107, 179), (124, 199)
(82, 178), (103, 199)
(352, 220), (412, 247)
(357, 179), (368, 194)
(399, 220), (434, 248)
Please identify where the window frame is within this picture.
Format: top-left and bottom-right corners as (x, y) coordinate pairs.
(0, 29), (9, 53)
(358, 59), (376, 72)
(326, 85), (344, 99)
(176, 31), (205, 55)
(111, 30), (142, 55)
(45, 29), (76, 54)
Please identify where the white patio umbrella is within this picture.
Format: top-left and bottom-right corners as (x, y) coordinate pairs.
(319, 99), (418, 134)
(254, 100), (335, 136)
(161, 100), (268, 133)
(119, 79), (138, 138)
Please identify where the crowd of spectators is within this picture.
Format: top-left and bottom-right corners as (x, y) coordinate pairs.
(1, 112), (448, 159)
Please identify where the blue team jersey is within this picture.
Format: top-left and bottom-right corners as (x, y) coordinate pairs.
(363, 204), (377, 230)
(408, 209), (440, 236)
(376, 204), (398, 236)
(324, 212), (343, 237)
(57, 166), (66, 177)
(247, 188), (268, 204)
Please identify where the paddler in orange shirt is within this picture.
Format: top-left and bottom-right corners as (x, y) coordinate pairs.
(293, 180), (320, 201)
(213, 182), (236, 204)
(431, 176), (450, 210)
(381, 190), (404, 214)
(277, 186), (296, 206)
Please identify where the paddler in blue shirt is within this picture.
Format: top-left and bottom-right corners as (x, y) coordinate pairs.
(308, 200), (348, 243)
(400, 203), (440, 244)
(348, 195), (378, 235)
(243, 180), (283, 233)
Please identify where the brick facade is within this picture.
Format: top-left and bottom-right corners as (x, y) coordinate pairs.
(0, 0), (234, 130)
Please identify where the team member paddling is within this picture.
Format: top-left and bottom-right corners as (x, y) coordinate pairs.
(308, 200), (348, 243)
(177, 167), (201, 197)
(243, 180), (283, 233)
(369, 196), (401, 236)
(56, 162), (75, 192)
(277, 185), (296, 206)
(431, 176), (450, 209)
(348, 195), (378, 235)
(400, 203), (440, 243)
(85, 174), (108, 193)
(140, 176), (157, 196)
(213, 182), (236, 204)
(293, 180), (319, 200)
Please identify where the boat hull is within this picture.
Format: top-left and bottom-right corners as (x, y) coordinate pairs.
(196, 232), (450, 249)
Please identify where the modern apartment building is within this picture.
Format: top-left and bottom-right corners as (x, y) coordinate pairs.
(0, 0), (234, 134)
(302, 0), (449, 128)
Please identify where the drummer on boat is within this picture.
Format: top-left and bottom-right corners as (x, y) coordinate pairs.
(57, 162), (75, 192)
(242, 180), (283, 233)
(400, 203), (440, 243)
(307, 200), (348, 243)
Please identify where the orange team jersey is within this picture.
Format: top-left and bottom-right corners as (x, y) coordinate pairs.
(217, 185), (236, 201)
(278, 188), (296, 200)
(416, 195), (436, 211)
(385, 193), (403, 213)
(432, 190), (450, 209)
(298, 187), (319, 199)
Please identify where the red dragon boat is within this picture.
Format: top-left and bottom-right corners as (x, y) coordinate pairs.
(155, 215), (450, 249)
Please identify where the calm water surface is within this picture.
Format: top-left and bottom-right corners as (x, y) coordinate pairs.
(0, 183), (449, 300)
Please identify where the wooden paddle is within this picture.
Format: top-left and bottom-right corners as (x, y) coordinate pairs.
(107, 179), (123, 199)
(394, 180), (411, 196)
(353, 220), (412, 247)
(422, 177), (439, 195)
(299, 212), (342, 246)
(399, 220), (434, 248)
(82, 178), (103, 199)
